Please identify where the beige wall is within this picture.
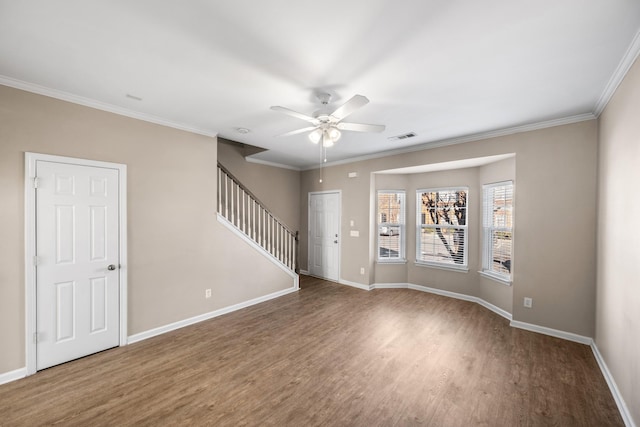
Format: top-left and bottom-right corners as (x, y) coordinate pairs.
(0, 86), (293, 375)
(217, 139), (300, 231)
(300, 120), (598, 337)
(597, 56), (640, 424)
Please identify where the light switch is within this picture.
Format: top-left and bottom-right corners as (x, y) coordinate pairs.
(350, 230), (359, 237)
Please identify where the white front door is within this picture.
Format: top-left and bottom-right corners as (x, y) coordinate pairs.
(36, 160), (120, 370)
(309, 192), (340, 281)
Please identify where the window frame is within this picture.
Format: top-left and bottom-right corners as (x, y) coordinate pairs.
(376, 190), (406, 263)
(481, 181), (514, 285)
(415, 187), (469, 271)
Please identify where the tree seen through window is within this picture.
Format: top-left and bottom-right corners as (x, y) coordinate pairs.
(417, 189), (468, 267)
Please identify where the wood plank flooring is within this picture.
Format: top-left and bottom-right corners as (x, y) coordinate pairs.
(0, 276), (623, 426)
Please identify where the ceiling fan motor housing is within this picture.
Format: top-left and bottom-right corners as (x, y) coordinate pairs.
(317, 92), (332, 105)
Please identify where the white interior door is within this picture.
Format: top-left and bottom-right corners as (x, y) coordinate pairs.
(309, 192), (340, 281)
(36, 160), (120, 370)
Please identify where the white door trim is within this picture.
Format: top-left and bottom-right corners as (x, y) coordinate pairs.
(308, 190), (341, 281)
(24, 152), (128, 375)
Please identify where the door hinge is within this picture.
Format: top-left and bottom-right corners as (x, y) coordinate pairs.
(33, 255), (39, 266)
(33, 177), (40, 189)
(33, 332), (39, 344)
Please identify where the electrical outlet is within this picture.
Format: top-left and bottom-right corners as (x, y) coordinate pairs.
(205, 289), (212, 299)
(360, 267), (365, 275)
(524, 297), (532, 308)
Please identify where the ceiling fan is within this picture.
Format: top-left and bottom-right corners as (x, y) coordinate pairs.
(270, 93), (385, 147)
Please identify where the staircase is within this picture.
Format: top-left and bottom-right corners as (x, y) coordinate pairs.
(217, 162), (298, 274)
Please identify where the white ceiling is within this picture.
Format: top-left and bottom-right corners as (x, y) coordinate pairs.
(1, 1), (639, 169)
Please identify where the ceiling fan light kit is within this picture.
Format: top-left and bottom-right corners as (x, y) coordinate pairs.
(308, 125), (342, 146)
(309, 129), (322, 143)
(271, 92), (385, 149)
(322, 131), (335, 148)
(328, 127), (341, 141)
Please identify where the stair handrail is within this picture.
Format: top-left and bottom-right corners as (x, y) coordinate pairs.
(217, 162), (297, 236)
(217, 162), (299, 273)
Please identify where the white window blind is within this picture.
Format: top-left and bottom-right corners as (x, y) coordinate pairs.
(482, 181), (513, 281)
(416, 188), (468, 268)
(377, 191), (405, 261)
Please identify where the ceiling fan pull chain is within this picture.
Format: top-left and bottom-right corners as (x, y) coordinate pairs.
(319, 142), (324, 184)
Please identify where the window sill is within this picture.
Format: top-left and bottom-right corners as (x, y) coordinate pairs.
(478, 270), (512, 286)
(415, 261), (469, 273)
(376, 259), (407, 265)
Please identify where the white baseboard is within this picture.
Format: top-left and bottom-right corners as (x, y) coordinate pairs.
(372, 282), (513, 322)
(372, 282), (407, 289)
(128, 286), (299, 344)
(475, 298), (513, 321)
(509, 320), (592, 345)
(372, 281), (631, 425)
(372, 282), (610, 345)
(591, 343), (637, 427)
(407, 283), (512, 321)
(408, 283), (477, 303)
(3, 283), (632, 427)
(338, 278), (372, 291)
(358, 282), (602, 345)
(0, 367), (27, 385)
(300, 273), (370, 291)
(1, 286), (300, 385)
(373, 281), (636, 425)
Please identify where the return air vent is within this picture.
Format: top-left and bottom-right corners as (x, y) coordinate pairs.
(388, 132), (416, 141)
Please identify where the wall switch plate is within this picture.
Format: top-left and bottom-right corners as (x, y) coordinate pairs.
(205, 289), (212, 299)
(360, 267), (365, 275)
(348, 172), (358, 178)
(350, 220), (355, 227)
(524, 297), (532, 308)
(350, 230), (359, 237)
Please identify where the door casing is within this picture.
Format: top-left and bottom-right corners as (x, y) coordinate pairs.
(24, 152), (128, 375)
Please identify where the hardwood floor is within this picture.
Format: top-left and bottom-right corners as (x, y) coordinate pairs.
(0, 276), (623, 426)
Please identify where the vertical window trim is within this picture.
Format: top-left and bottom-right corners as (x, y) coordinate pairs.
(376, 190), (406, 262)
(415, 187), (469, 271)
(481, 181), (513, 284)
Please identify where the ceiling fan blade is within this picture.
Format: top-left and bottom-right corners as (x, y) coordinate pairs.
(276, 126), (318, 137)
(337, 122), (386, 133)
(270, 106), (319, 124)
(329, 94), (369, 121)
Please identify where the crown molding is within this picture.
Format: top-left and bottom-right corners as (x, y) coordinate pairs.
(302, 112), (596, 171)
(594, 28), (640, 116)
(0, 75), (218, 139)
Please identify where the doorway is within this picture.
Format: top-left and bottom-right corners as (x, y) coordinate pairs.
(25, 153), (127, 374)
(308, 191), (341, 281)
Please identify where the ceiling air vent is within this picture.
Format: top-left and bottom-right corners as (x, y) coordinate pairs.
(388, 132), (416, 141)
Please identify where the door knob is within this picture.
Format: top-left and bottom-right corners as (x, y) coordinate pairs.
(107, 264), (116, 271)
